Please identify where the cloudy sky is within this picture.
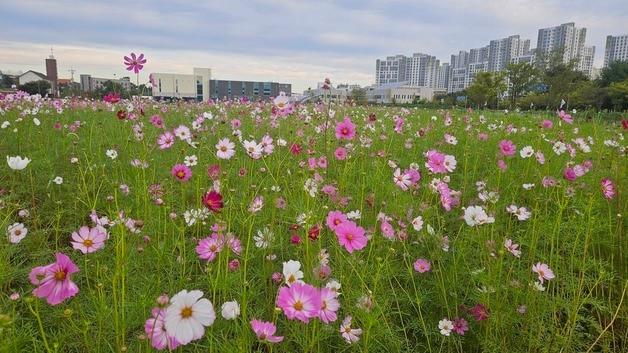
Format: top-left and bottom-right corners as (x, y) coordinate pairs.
(1, 0), (626, 92)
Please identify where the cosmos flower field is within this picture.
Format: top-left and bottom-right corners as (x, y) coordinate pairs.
(1, 92), (626, 352)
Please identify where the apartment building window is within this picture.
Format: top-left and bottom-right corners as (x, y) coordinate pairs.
(158, 79), (162, 92)
(175, 79), (179, 93)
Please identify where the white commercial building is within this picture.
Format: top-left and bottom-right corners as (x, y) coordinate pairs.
(604, 34), (628, 67)
(366, 82), (442, 104)
(151, 68), (211, 101)
(375, 55), (408, 86)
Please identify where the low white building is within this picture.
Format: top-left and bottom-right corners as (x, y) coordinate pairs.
(18, 70), (50, 86)
(151, 68), (211, 101)
(367, 82), (442, 104)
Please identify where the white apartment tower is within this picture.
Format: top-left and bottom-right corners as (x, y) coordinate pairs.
(375, 55), (409, 85)
(488, 35), (530, 72)
(537, 22), (586, 65)
(604, 34), (628, 67)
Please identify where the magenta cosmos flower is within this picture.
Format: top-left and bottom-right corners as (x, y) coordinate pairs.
(29, 253), (79, 305)
(326, 210), (348, 232)
(276, 282), (321, 323)
(250, 319), (283, 343)
(124, 52), (147, 74)
(499, 140), (516, 157)
(71, 225), (108, 254)
(335, 116), (356, 140)
(171, 164), (192, 182)
(334, 220), (368, 253)
(425, 150), (448, 174)
(202, 190), (223, 212)
(195, 234), (224, 262)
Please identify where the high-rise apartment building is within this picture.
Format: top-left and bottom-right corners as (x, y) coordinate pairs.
(375, 55), (409, 85)
(537, 22), (586, 65)
(604, 34), (628, 67)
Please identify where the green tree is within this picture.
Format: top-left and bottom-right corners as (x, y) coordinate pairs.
(607, 79), (628, 110)
(467, 71), (506, 109)
(542, 51), (588, 110)
(505, 62), (538, 108)
(350, 88), (367, 105)
(598, 61), (628, 87)
(19, 80), (51, 95)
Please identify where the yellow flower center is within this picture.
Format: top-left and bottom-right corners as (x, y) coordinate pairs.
(294, 301), (303, 311)
(83, 239), (94, 247)
(181, 306), (193, 318)
(54, 270), (67, 281)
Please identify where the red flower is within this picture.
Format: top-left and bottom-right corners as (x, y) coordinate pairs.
(202, 190), (223, 212)
(290, 143), (302, 155)
(116, 110), (127, 120)
(622, 119), (628, 130)
(308, 224), (320, 241)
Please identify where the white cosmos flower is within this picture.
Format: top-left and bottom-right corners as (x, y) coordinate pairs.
(184, 155), (198, 167)
(444, 155), (457, 172)
(7, 156), (31, 170)
(346, 210), (361, 220)
(438, 318), (453, 336)
(164, 289), (215, 345)
(220, 301), (240, 320)
(216, 138), (235, 160)
(254, 227), (273, 248)
(520, 146), (534, 158)
(53, 176), (63, 185)
(411, 216), (424, 231)
(282, 260), (304, 286)
(33, 117), (41, 126)
(106, 149), (118, 160)
(242, 140), (263, 159)
(463, 205), (495, 227)
(8, 223), (28, 243)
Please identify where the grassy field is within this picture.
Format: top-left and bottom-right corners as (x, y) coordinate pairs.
(0, 94), (626, 352)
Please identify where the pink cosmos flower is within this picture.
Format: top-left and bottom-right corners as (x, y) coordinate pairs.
(425, 150), (448, 174)
(157, 132), (175, 149)
(541, 120), (553, 129)
(380, 221), (395, 239)
(601, 178), (616, 200)
(542, 176), (557, 187)
(532, 262), (555, 283)
(196, 235), (224, 262)
(558, 110), (573, 124)
(30, 253), (79, 305)
(504, 239), (521, 258)
(149, 115), (164, 129)
(171, 164), (192, 182)
(250, 319), (283, 343)
(335, 221), (368, 253)
(319, 287), (340, 324)
(563, 167), (577, 181)
(413, 258), (431, 273)
(404, 168), (421, 184)
(124, 52), (147, 74)
(497, 159), (507, 171)
(334, 147), (347, 160)
(145, 308), (180, 350)
(340, 316), (362, 343)
(70, 226), (108, 254)
(326, 210), (348, 231)
(276, 283), (321, 323)
(335, 117), (356, 140)
(499, 140), (516, 156)
(393, 168), (412, 190)
(452, 317), (469, 335)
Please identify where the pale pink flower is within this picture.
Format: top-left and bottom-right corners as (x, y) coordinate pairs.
(250, 319), (283, 343)
(70, 226), (108, 254)
(532, 262), (555, 283)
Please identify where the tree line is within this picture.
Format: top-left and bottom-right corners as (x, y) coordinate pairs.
(436, 50), (628, 111)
